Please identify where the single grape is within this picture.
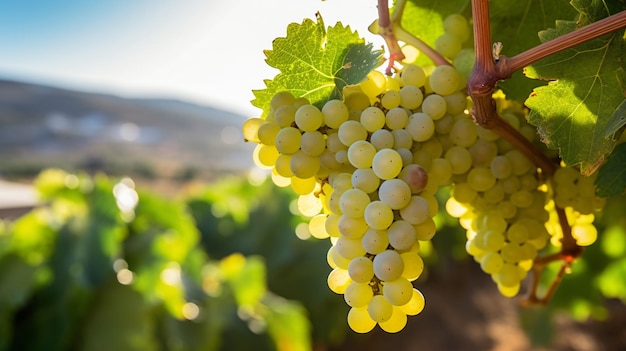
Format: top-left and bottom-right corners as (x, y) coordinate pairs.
(295, 104), (323, 132)
(348, 256), (375, 283)
(373, 250), (404, 281)
(429, 65), (461, 96)
(372, 149), (403, 180)
(322, 99), (349, 128)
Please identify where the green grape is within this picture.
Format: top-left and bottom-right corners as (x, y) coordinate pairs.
(364, 201), (394, 230)
(326, 132), (347, 153)
(338, 120), (368, 146)
(510, 190), (534, 208)
(253, 143), (279, 168)
(398, 164), (428, 193)
(494, 263), (522, 287)
(309, 214), (329, 239)
(383, 277), (414, 306)
(479, 252), (504, 274)
(435, 33), (462, 59)
(400, 64), (426, 87)
(373, 249), (404, 281)
(445, 145), (472, 175)
(325, 213), (342, 238)
(443, 14), (470, 42)
(399, 289), (425, 316)
(443, 91), (468, 115)
(242, 117), (264, 143)
(327, 267), (351, 294)
(370, 129), (395, 150)
(270, 91), (296, 111)
(348, 256), (375, 283)
(322, 99), (349, 128)
(391, 129), (413, 149)
(385, 107), (409, 130)
(483, 230), (506, 251)
(400, 85), (424, 109)
(258, 122), (281, 145)
(399, 196), (430, 225)
(362, 228), (390, 255)
(450, 117), (478, 147)
(327, 246), (350, 269)
(429, 158), (453, 186)
(290, 176), (316, 195)
(378, 179), (412, 210)
(467, 167), (496, 192)
(295, 104), (324, 132)
(572, 223), (597, 246)
(490, 155), (513, 179)
(381, 90), (402, 109)
(379, 306), (408, 333)
(335, 236), (367, 259)
(360, 106), (386, 132)
(290, 150), (320, 179)
(400, 252), (424, 281)
(339, 188), (370, 218)
(406, 112), (435, 142)
(414, 217), (436, 241)
(421, 94), (447, 120)
(347, 306), (377, 333)
(335, 150), (348, 164)
(320, 149), (342, 170)
(298, 192), (323, 217)
(274, 105), (297, 128)
(372, 149), (403, 180)
(352, 168), (381, 194)
(270, 169), (291, 188)
(300, 131), (326, 157)
(344, 282), (374, 307)
(275, 127), (302, 155)
(274, 153), (293, 177)
(479, 212), (507, 233)
(429, 65), (461, 96)
(367, 295), (394, 323)
(453, 48), (475, 80)
(387, 220), (417, 250)
(505, 149), (533, 176)
(338, 215), (369, 239)
(347, 140), (377, 169)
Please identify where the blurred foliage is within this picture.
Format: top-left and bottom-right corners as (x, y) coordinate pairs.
(1, 168), (625, 350)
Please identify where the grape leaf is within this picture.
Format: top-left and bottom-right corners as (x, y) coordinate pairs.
(399, 0), (470, 66)
(489, 0), (578, 102)
(595, 142), (626, 197)
(252, 13), (382, 118)
(604, 97), (626, 137)
(524, 2), (626, 175)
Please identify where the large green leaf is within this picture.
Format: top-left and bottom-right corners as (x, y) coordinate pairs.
(524, 2), (626, 174)
(251, 14), (382, 117)
(489, 0), (578, 101)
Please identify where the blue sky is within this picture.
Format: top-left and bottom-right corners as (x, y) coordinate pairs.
(0, 0), (380, 117)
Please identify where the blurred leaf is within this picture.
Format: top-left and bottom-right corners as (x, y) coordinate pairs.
(10, 209), (56, 265)
(263, 294), (312, 351)
(222, 254), (267, 307)
(78, 282), (157, 351)
(595, 258), (626, 301)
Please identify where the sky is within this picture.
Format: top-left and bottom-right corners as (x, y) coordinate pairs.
(0, 0), (383, 117)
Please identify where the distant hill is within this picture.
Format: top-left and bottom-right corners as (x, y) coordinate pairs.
(0, 79), (255, 182)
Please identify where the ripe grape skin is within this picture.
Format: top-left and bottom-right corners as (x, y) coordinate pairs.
(373, 250), (404, 281)
(372, 149), (404, 180)
(295, 104), (324, 132)
(322, 99), (349, 128)
(379, 178), (412, 210)
(364, 201), (395, 230)
(429, 65), (461, 96)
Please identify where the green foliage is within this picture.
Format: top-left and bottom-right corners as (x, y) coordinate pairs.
(251, 14), (383, 118)
(400, 0), (471, 65)
(525, 1), (626, 175)
(489, 0), (578, 101)
(595, 142), (626, 196)
(0, 170), (330, 351)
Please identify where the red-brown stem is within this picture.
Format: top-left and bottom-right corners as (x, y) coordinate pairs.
(505, 10), (626, 72)
(377, 0), (405, 73)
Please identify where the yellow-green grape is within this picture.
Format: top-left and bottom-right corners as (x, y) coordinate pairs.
(347, 140), (377, 169)
(361, 228), (390, 255)
(406, 112), (435, 142)
(295, 104), (323, 132)
(364, 201), (394, 230)
(300, 131), (326, 157)
(360, 70), (387, 98)
(370, 129), (395, 150)
(372, 148), (403, 180)
(399, 85), (424, 109)
(337, 215), (369, 239)
(361, 106), (386, 132)
(400, 64), (426, 87)
(400, 252), (424, 281)
(467, 167), (496, 192)
(274, 154), (293, 177)
(242, 117), (264, 143)
(445, 145), (472, 175)
(347, 256), (375, 283)
(429, 65), (461, 96)
(367, 294), (394, 323)
(429, 158), (453, 186)
(373, 249), (404, 281)
(258, 121), (281, 145)
(275, 127), (302, 155)
(382, 277), (414, 306)
(338, 120), (368, 146)
(387, 220), (417, 251)
(435, 33), (462, 59)
(344, 282), (374, 307)
(351, 168), (380, 194)
(274, 105), (296, 128)
(378, 179), (412, 210)
(290, 176), (316, 196)
(253, 143), (279, 168)
(443, 14), (470, 42)
(381, 90), (402, 109)
(443, 91), (468, 115)
(479, 252), (504, 274)
(297, 192), (323, 217)
(378, 306), (408, 333)
(421, 94), (447, 120)
(399, 288), (425, 315)
(308, 214), (330, 239)
(399, 196), (430, 225)
(450, 118), (478, 147)
(414, 217), (436, 241)
(335, 236), (368, 260)
(571, 223), (598, 246)
(339, 188), (370, 218)
(322, 99), (349, 128)
(290, 150), (320, 179)
(385, 107), (409, 130)
(327, 268), (351, 294)
(347, 306), (377, 333)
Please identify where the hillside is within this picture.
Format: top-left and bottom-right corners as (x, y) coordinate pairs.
(0, 79), (255, 182)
